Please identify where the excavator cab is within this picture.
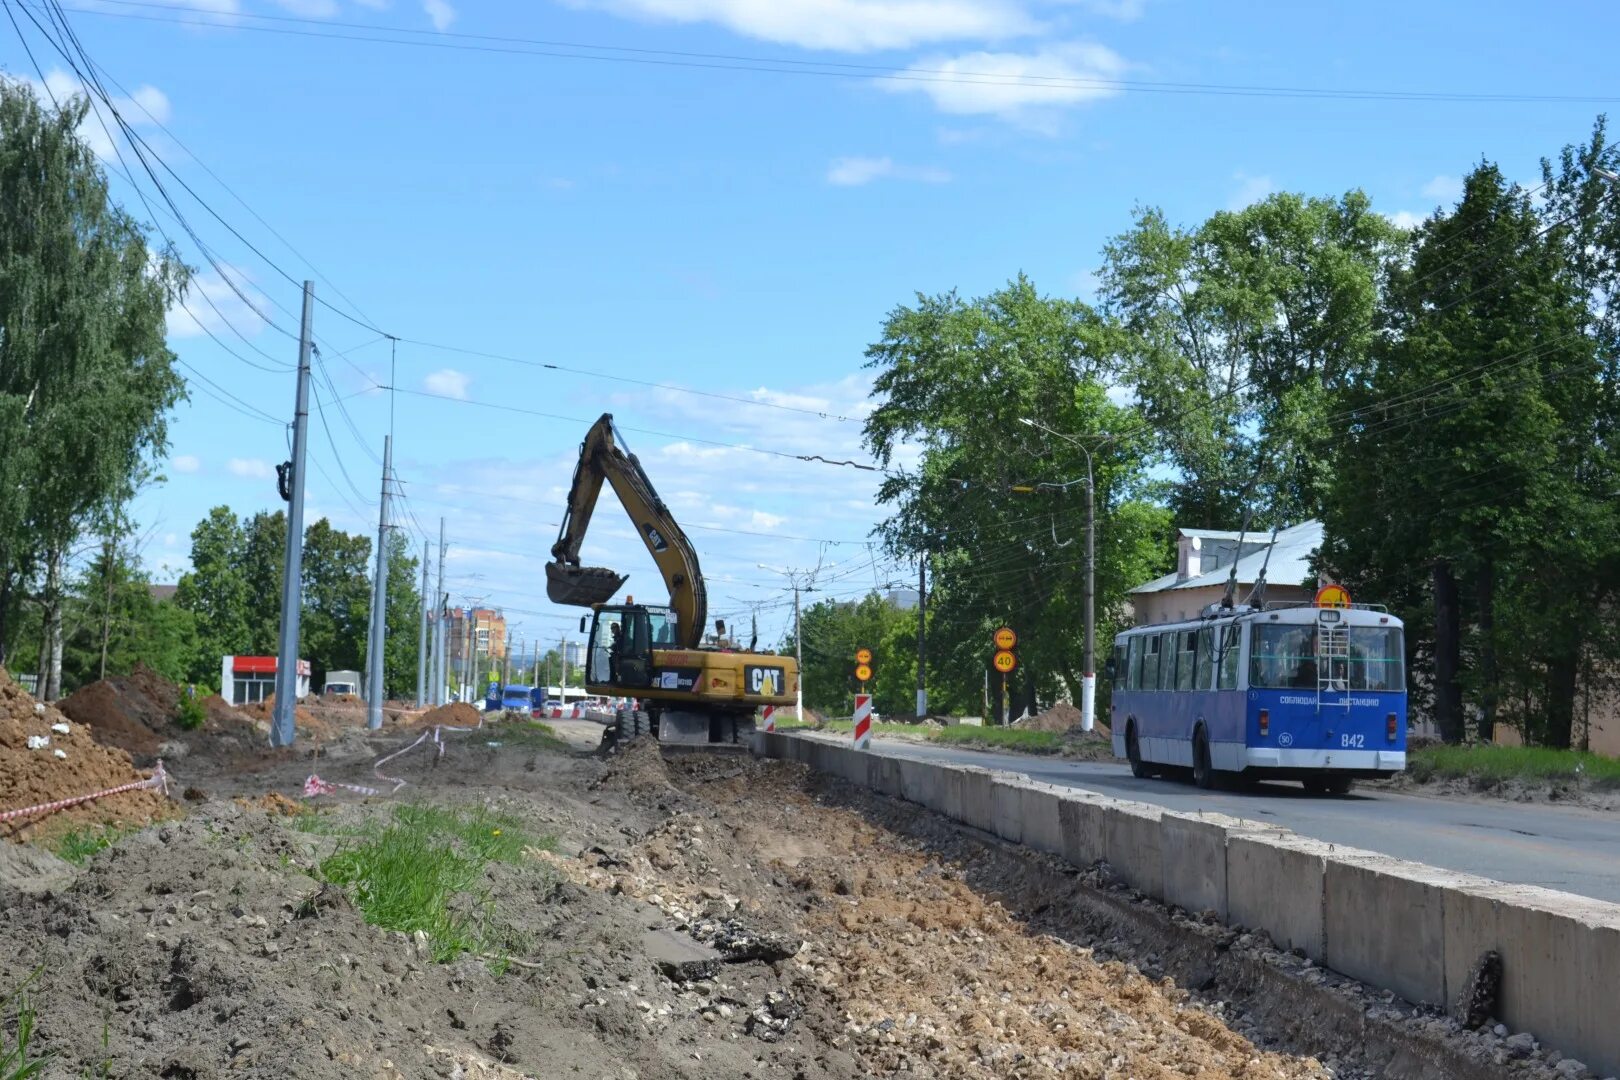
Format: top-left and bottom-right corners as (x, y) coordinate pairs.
(586, 605), (670, 689)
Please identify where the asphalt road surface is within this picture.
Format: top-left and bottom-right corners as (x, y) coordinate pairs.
(807, 734), (1620, 905)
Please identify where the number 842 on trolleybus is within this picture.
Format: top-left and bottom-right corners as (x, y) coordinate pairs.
(1108, 597), (1406, 794)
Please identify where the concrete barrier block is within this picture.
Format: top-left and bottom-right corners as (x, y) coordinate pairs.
(1057, 792), (1107, 869)
(1227, 832), (1335, 958)
(870, 755), (904, 797)
(1323, 854), (1474, 1008)
(897, 758), (940, 808)
(1161, 813), (1285, 920)
(957, 768), (996, 833)
(1102, 801), (1164, 898)
(991, 778), (1026, 844)
(1443, 883), (1620, 1078)
(1016, 784), (1065, 857)
(937, 767), (966, 819)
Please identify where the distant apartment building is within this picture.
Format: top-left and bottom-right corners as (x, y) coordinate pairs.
(445, 607), (507, 686)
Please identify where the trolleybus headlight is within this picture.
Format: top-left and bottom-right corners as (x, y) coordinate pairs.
(1387, 713), (1398, 741)
(1258, 709), (1269, 737)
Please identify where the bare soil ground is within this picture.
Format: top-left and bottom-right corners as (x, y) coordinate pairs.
(1, 708), (1588, 1079)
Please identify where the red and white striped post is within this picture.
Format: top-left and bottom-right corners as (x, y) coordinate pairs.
(761, 704), (776, 732)
(852, 694), (872, 750)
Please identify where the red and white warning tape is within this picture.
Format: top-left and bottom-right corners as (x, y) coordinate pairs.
(0, 759), (170, 825)
(303, 710), (489, 800)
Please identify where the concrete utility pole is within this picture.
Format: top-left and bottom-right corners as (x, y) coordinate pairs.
(432, 518), (446, 705)
(365, 435), (392, 729)
(916, 556), (927, 719)
(1019, 417), (1109, 733)
(559, 634), (568, 702)
(271, 282), (315, 749)
(416, 539), (429, 707)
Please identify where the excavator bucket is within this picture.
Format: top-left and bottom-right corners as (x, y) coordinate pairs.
(546, 561), (628, 607)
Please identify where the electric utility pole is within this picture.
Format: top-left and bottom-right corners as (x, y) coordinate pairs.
(916, 555), (927, 719)
(432, 518), (446, 705)
(365, 435), (391, 729)
(271, 282), (314, 749)
(416, 539), (429, 707)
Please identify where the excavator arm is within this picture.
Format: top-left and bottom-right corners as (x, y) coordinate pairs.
(545, 414), (708, 649)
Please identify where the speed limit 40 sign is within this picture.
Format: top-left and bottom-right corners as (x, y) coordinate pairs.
(993, 649), (1018, 674)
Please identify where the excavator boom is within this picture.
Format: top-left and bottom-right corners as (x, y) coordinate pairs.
(546, 414), (708, 649)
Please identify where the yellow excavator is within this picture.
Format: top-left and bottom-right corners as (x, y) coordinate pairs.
(546, 413), (797, 745)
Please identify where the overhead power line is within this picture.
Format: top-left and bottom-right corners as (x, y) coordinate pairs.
(48, 0), (1620, 105)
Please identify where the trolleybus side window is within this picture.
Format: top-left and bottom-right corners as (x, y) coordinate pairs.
(1141, 633), (1161, 690)
(1158, 632), (1178, 691)
(1112, 643), (1126, 690)
(1175, 630), (1196, 691)
(1216, 624), (1242, 689)
(1127, 635), (1144, 691)
(1194, 626), (1214, 690)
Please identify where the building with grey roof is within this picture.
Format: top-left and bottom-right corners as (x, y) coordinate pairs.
(1129, 520), (1324, 625)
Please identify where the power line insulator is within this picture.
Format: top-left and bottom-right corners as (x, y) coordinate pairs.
(276, 461), (294, 502)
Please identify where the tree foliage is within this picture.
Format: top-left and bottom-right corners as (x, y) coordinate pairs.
(0, 81), (188, 681)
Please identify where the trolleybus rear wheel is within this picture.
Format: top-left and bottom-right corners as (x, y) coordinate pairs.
(1192, 728), (1215, 790)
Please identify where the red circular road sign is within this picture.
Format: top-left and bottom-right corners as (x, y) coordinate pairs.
(993, 626), (1017, 650)
(855, 647), (873, 665)
(1314, 584), (1352, 609)
(992, 650), (1018, 674)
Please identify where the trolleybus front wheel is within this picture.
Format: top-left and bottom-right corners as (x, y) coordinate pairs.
(1126, 723), (1155, 779)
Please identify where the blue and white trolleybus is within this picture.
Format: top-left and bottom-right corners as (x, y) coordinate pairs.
(1109, 596), (1406, 793)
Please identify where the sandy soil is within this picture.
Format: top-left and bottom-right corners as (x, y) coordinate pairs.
(0, 715), (1582, 1079)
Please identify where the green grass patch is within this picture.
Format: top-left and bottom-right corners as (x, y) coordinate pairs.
(49, 826), (133, 866)
(1, 969), (50, 1080)
(1407, 745), (1620, 788)
(929, 726), (1065, 754)
(494, 721), (570, 752)
(318, 803), (554, 964)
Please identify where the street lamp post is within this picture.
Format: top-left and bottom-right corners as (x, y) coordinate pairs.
(1019, 417), (1109, 733)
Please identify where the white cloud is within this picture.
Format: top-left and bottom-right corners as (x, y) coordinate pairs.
(878, 43), (1128, 128)
(424, 368), (471, 399)
(1061, 0), (1146, 18)
(1227, 171), (1275, 210)
(825, 156), (951, 186)
(1422, 174), (1463, 202)
(227, 457), (274, 479)
(166, 264), (274, 340)
(271, 0), (340, 14)
(563, 0), (1036, 52)
(1384, 210), (1425, 230)
(171, 454), (202, 473)
(422, 0), (456, 30)
(12, 69), (171, 160)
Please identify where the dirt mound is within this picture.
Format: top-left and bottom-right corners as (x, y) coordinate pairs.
(0, 668), (172, 838)
(598, 734), (672, 792)
(239, 695), (321, 733)
(417, 701), (481, 728)
(1015, 701), (1083, 732)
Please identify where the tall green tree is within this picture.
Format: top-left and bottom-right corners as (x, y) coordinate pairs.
(863, 276), (1167, 718)
(381, 530), (421, 699)
(300, 519), (371, 686)
(174, 507), (250, 683)
(0, 82), (189, 689)
(1098, 193), (1402, 528)
(1320, 164), (1601, 745)
(239, 511), (286, 655)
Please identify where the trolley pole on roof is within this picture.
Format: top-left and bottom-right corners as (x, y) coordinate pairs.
(271, 282), (315, 749)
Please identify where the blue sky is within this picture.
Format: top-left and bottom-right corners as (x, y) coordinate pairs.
(3, 0), (1614, 656)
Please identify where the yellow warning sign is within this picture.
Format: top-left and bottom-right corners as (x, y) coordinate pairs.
(855, 647), (873, 665)
(993, 626), (1017, 651)
(993, 650), (1018, 674)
